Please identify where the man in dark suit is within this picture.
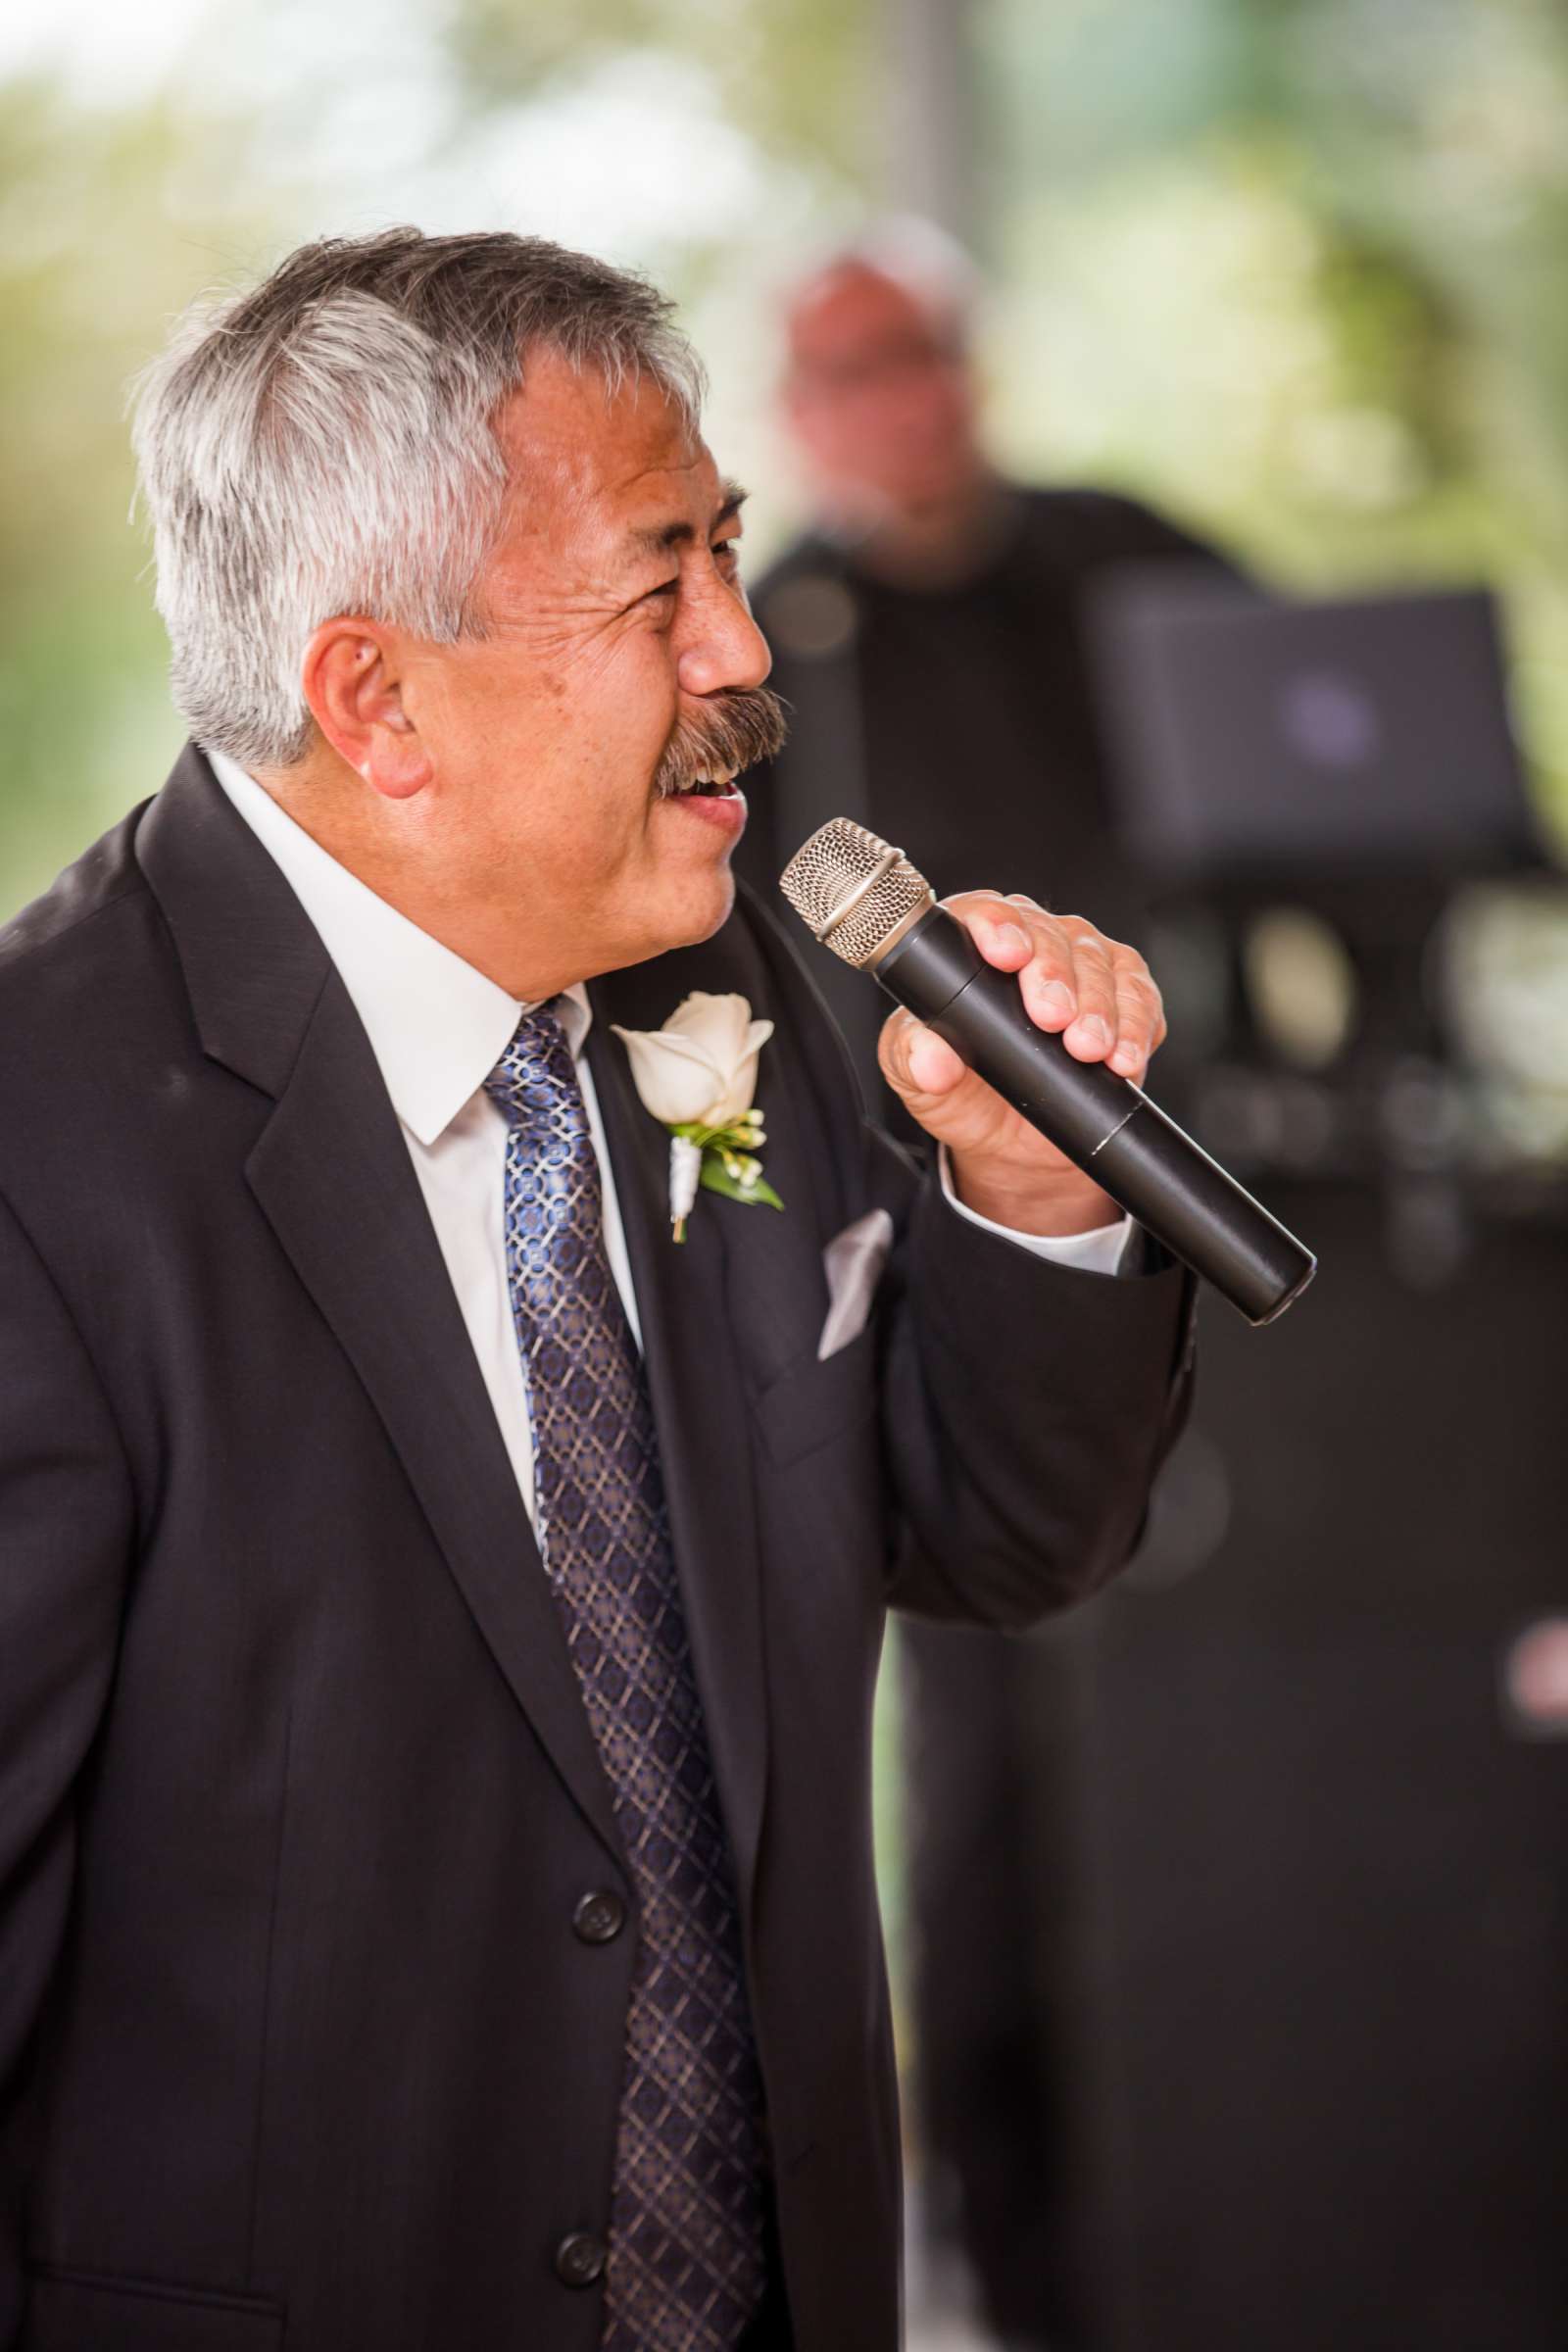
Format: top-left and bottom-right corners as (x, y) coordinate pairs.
(0, 230), (1190, 2352)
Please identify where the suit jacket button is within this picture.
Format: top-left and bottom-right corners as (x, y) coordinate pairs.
(573, 1889), (626, 1945)
(555, 2230), (608, 2287)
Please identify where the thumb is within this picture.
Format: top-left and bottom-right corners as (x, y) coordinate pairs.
(878, 1006), (967, 1102)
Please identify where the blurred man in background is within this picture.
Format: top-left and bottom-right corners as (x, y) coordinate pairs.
(734, 223), (1237, 2351)
(735, 220), (1234, 1121)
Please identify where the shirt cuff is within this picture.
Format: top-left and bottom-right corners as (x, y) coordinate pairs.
(938, 1146), (1137, 1276)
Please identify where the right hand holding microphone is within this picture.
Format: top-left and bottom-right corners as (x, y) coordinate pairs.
(877, 889), (1168, 1242)
(781, 816), (1314, 1320)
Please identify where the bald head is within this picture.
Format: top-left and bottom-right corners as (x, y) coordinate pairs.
(780, 243), (990, 544)
(785, 217), (978, 360)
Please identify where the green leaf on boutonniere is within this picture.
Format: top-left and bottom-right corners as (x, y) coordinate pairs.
(700, 1158), (785, 1211)
(663, 1110), (785, 1217)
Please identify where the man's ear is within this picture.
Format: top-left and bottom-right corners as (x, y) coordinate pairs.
(301, 618), (431, 801)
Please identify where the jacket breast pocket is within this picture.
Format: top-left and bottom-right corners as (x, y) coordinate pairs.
(25, 2268), (285, 2351)
(755, 1321), (878, 1470)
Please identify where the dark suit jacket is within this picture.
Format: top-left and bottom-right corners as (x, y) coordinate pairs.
(0, 748), (1192, 2351)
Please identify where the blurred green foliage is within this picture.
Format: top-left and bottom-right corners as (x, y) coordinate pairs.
(449, 0), (874, 191)
(0, 73), (279, 908)
(980, 0), (1568, 835)
(4, 0), (1568, 916)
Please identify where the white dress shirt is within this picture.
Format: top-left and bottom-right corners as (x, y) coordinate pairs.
(208, 750), (1131, 1532)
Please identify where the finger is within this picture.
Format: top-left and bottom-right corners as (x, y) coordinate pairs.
(1107, 956), (1166, 1080)
(943, 890), (1035, 973)
(990, 903), (1085, 1032)
(1018, 923), (1088, 1030)
(1054, 921), (1120, 1061)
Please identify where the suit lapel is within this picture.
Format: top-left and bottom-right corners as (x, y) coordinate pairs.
(247, 983), (625, 1863)
(586, 961), (778, 1907)
(138, 750), (624, 1867)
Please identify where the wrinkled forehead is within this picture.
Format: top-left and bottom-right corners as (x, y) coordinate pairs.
(492, 356), (717, 555)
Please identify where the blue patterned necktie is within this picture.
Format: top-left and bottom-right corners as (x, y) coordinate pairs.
(485, 1005), (767, 2351)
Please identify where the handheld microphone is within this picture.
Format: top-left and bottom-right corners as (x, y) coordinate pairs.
(778, 818), (1316, 1325)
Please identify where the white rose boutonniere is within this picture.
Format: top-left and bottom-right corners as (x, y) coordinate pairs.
(612, 992), (786, 1242)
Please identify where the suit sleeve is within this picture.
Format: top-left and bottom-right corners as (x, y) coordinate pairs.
(739, 883), (1196, 1634)
(0, 1187), (134, 2340)
(874, 1139), (1196, 1626)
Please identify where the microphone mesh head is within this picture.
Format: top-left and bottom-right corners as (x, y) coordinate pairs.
(778, 818), (932, 969)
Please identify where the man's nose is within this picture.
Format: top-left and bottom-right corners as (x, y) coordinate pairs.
(676, 580), (772, 699)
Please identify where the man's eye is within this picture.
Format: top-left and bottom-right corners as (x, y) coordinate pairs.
(644, 579), (679, 603)
(713, 539), (741, 564)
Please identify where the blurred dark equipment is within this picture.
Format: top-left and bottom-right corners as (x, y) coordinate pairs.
(1089, 577), (1563, 1275)
(747, 484), (1568, 2346)
(1065, 1189), (1568, 2352)
(1089, 579), (1539, 885)
(1059, 577), (1568, 2350)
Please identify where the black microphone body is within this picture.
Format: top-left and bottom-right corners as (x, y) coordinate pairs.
(877, 904), (1315, 1324)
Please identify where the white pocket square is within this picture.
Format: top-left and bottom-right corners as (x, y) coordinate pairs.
(817, 1208), (895, 1361)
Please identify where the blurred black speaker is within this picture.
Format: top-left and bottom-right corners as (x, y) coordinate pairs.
(1056, 1185), (1568, 2352)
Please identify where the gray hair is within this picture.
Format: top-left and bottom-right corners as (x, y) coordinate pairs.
(131, 228), (707, 768)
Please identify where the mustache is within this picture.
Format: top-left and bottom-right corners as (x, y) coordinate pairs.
(652, 687), (790, 797)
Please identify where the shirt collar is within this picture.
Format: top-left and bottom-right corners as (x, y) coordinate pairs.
(205, 746), (591, 1146)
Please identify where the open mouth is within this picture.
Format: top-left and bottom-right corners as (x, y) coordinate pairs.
(651, 688), (788, 804)
(664, 771), (740, 800)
